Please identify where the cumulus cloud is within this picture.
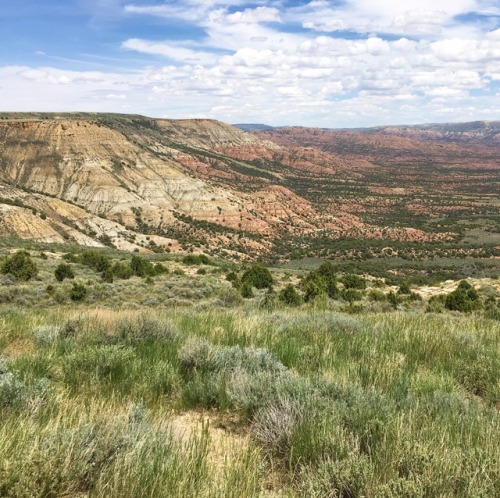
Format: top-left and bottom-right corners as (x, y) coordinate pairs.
(225, 7), (281, 24)
(1, 0), (499, 127)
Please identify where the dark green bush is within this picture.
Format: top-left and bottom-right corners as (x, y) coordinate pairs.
(70, 283), (87, 301)
(182, 254), (211, 265)
(54, 263), (74, 282)
(341, 274), (366, 290)
(445, 283), (481, 312)
(398, 282), (412, 295)
(101, 267), (114, 283)
(300, 262), (338, 299)
(240, 281), (254, 298)
(387, 291), (400, 309)
(130, 255), (155, 277)
(225, 271), (238, 283)
(341, 289), (363, 302)
(62, 252), (79, 263)
(81, 250), (110, 272)
(241, 265), (273, 290)
(368, 289), (386, 302)
(1, 251), (38, 281)
(279, 284), (302, 306)
(304, 281), (325, 303)
(153, 263), (169, 275)
(112, 262), (133, 279)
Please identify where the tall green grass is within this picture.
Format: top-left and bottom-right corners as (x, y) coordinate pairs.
(0, 307), (498, 496)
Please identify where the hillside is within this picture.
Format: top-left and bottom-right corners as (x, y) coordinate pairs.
(0, 113), (498, 261)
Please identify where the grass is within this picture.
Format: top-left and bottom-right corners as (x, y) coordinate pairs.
(0, 304), (498, 497)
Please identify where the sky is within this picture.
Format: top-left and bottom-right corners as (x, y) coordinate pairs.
(0, 0), (499, 127)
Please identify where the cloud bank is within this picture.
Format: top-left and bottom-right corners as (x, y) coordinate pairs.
(1, 0), (499, 127)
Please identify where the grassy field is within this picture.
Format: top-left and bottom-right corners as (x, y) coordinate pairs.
(0, 243), (499, 497)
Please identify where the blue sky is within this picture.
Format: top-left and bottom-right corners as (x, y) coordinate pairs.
(0, 0), (499, 127)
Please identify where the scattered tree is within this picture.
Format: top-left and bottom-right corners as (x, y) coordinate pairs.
(54, 263), (75, 282)
(1, 251), (38, 281)
(70, 283), (87, 301)
(279, 284), (302, 306)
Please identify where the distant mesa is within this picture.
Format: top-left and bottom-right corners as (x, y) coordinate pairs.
(233, 123), (276, 131)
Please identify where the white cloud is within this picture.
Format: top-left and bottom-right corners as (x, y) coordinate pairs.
(225, 7), (281, 24)
(431, 37), (500, 62)
(303, 19), (346, 32)
(1, 1), (499, 127)
(122, 38), (218, 64)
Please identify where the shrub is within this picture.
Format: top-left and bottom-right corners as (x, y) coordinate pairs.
(341, 289), (363, 302)
(1, 251), (38, 281)
(0, 371), (26, 409)
(301, 262), (338, 299)
(252, 397), (304, 457)
(279, 284), (302, 306)
(130, 255), (160, 277)
(179, 338), (286, 377)
(241, 265), (273, 290)
(33, 325), (61, 347)
(225, 271), (238, 283)
(304, 281), (326, 303)
(240, 281), (254, 298)
(0, 366), (51, 411)
(80, 250), (110, 272)
(457, 279), (473, 290)
(315, 261), (337, 279)
(368, 289), (386, 302)
(398, 281), (412, 295)
(183, 254), (210, 265)
(153, 263), (169, 275)
(226, 371), (310, 418)
(484, 302), (500, 321)
(445, 283), (481, 312)
(341, 274), (366, 290)
(298, 454), (372, 498)
(70, 282), (87, 301)
(54, 263), (74, 282)
(101, 267), (114, 283)
(387, 291), (400, 309)
(62, 252), (79, 263)
(112, 261), (133, 279)
(217, 287), (243, 307)
(117, 314), (181, 342)
(98, 234), (115, 248)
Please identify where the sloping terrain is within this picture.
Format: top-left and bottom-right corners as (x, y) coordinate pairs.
(253, 122), (499, 258)
(0, 113), (498, 260)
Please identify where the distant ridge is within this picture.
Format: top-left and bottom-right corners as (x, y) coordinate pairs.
(233, 123), (275, 131)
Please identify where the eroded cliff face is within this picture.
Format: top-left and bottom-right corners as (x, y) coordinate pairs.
(0, 115), (348, 255)
(0, 119), (241, 219)
(2, 113), (482, 258)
